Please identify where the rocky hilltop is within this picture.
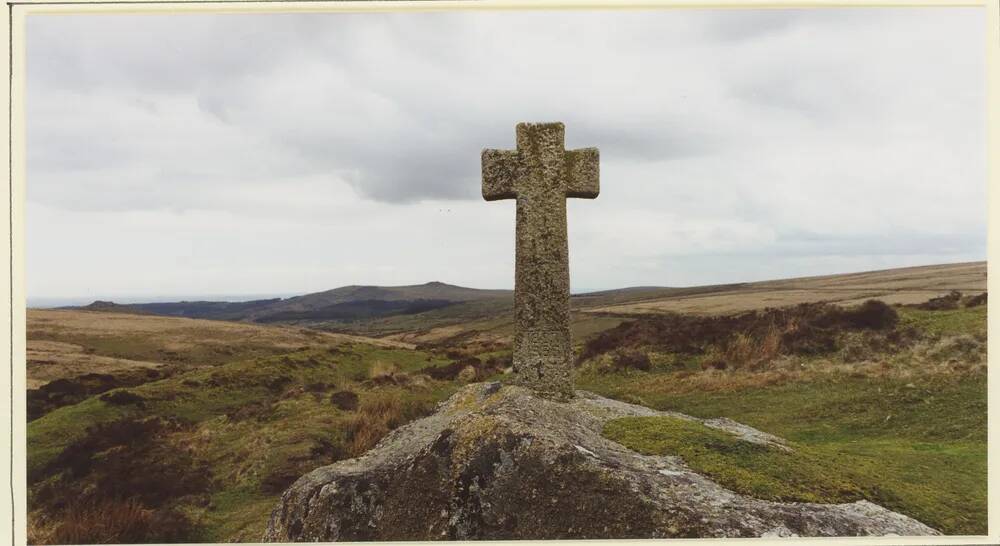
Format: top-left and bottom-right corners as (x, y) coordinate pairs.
(264, 383), (937, 540)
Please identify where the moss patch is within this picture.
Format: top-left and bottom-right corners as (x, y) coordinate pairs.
(603, 416), (867, 504)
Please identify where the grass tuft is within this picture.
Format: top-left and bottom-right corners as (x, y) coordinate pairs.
(47, 498), (193, 545)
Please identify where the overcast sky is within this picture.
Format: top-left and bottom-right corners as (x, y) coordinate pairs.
(26, 7), (986, 303)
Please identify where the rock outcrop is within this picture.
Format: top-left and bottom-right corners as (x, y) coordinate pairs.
(264, 383), (938, 541)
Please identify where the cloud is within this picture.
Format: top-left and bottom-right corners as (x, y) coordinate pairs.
(25, 8), (986, 297)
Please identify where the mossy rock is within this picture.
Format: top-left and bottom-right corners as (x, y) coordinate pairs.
(264, 383), (937, 540)
(603, 416), (867, 504)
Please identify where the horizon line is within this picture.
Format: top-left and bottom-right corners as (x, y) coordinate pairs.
(26, 259), (986, 308)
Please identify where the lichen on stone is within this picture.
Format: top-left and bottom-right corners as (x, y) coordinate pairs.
(264, 383), (939, 541)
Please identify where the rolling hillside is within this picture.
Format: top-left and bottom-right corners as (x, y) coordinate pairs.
(60, 262), (986, 337)
(581, 262), (986, 316)
(70, 282), (513, 325)
(377, 262), (989, 343)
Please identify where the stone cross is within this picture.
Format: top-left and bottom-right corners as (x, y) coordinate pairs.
(482, 122), (599, 398)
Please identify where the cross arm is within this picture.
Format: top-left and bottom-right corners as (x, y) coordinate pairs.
(565, 147), (599, 199)
(481, 149), (520, 201)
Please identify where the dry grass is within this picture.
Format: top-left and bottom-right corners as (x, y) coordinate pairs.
(47, 498), (152, 545)
(630, 331), (985, 396)
(26, 309), (415, 389)
(27, 513), (57, 545)
(585, 262), (986, 317)
(26, 340), (163, 389)
(29, 309), (414, 349)
(703, 325), (782, 371)
(368, 360), (399, 381)
(345, 395), (405, 456)
(344, 394), (437, 457)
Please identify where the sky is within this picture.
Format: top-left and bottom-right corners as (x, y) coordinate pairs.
(26, 7), (986, 304)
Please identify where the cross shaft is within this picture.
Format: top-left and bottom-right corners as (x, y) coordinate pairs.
(482, 122), (599, 398)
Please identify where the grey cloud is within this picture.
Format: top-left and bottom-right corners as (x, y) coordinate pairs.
(772, 230), (986, 258)
(30, 11), (750, 207)
(27, 14), (325, 93)
(702, 10), (806, 42)
(25, 9), (986, 298)
(571, 121), (719, 162)
(647, 230), (986, 260)
(733, 78), (831, 120)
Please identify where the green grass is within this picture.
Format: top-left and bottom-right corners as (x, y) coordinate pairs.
(29, 329), (301, 370)
(897, 306), (987, 338)
(26, 397), (132, 479)
(604, 416), (868, 503)
(604, 415), (986, 534)
(602, 374), (986, 443)
(576, 304), (988, 535)
(27, 342), (454, 472)
(581, 369), (986, 535)
(191, 484), (276, 542)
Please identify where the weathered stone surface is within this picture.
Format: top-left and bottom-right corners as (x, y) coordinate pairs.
(264, 383), (938, 541)
(482, 122), (599, 398)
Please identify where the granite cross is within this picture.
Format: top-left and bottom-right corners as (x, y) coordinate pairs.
(482, 122), (599, 398)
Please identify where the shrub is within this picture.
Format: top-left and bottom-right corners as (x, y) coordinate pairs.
(266, 375), (292, 392)
(50, 498), (194, 544)
(27, 514), (55, 545)
(306, 381), (333, 392)
(28, 374), (125, 422)
(419, 354), (511, 382)
(780, 322), (838, 355)
(305, 381), (335, 401)
(36, 417), (212, 518)
(344, 396), (403, 456)
(51, 498), (151, 544)
(917, 291), (963, 311)
(965, 292), (987, 308)
(705, 326), (782, 372)
(45, 418), (165, 481)
(840, 300), (898, 330)
(99, 389), (146, 406)
(260, 438), (346, 495)
(419, 358), (475, 380)
(700, 353), (728, 371)
(578, 301), (906, 367)
(225, 400), (274, 422)
(330, 390), (359, 411)
(611, 350), (651, 372)
(260, 466), (302, 495)
(343, 395), (435, 457)
(472, 354), (511, 380)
